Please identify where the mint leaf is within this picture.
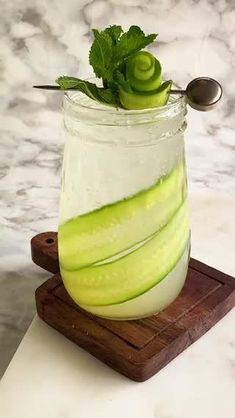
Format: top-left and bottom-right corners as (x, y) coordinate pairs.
(104, 25), (123, 44)
(125, 25), (145, 37)
(114, 71), (132, 93)
(89, 30), (113, 80)
(113, 26), (157, 62)
(56, 76), (118, 106)
(107, 79), (121, 105)
(56, 77), (83, 89)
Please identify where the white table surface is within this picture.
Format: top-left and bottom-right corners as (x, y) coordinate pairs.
(0, 191), (235, 418)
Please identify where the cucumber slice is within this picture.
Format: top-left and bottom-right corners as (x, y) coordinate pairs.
(119, 80), (172, 110)
(61, 199), (189, 306)
(79, 243), (190, 319)
(59, 162), (186, 270)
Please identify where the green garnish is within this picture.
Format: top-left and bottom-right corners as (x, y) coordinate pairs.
(56, 77), (117, 106)
(56, 25), (172, 110)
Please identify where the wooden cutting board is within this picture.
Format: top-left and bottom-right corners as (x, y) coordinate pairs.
(31, 232), (235, 382)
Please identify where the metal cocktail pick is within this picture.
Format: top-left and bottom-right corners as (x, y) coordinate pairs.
(34, 77), (222, 111)
(171, 77), (223, 111)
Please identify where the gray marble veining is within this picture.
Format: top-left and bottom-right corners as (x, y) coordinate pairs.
(0, 0), (235, 377)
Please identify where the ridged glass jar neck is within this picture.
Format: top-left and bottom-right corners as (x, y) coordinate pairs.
(63, 90), (187, 147)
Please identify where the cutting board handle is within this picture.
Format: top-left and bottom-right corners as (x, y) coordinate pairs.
(31, 231), (59, 273)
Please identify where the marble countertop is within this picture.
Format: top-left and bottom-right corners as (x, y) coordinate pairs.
(0, 192), (234, 418)
(0, 0), (235, 413)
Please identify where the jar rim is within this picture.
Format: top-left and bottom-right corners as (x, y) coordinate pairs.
(64, 89), (185, 116)
(63, 79), (186, 126)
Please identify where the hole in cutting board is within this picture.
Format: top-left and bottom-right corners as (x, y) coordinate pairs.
(46, 238), (54, 244)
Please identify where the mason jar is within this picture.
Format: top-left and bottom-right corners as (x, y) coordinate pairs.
(58, 89), (190, 320)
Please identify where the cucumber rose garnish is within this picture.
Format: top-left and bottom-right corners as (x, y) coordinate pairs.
(56, 25), (172, 110)
(117, 51), (172, 109)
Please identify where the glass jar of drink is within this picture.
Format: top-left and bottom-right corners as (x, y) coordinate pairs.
(58, 89), (190, 320)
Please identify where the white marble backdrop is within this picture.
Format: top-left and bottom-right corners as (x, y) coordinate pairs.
(0, 0), (234, 376)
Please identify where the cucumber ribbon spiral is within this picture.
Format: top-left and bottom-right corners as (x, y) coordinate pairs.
(117, 51), (172, 110)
